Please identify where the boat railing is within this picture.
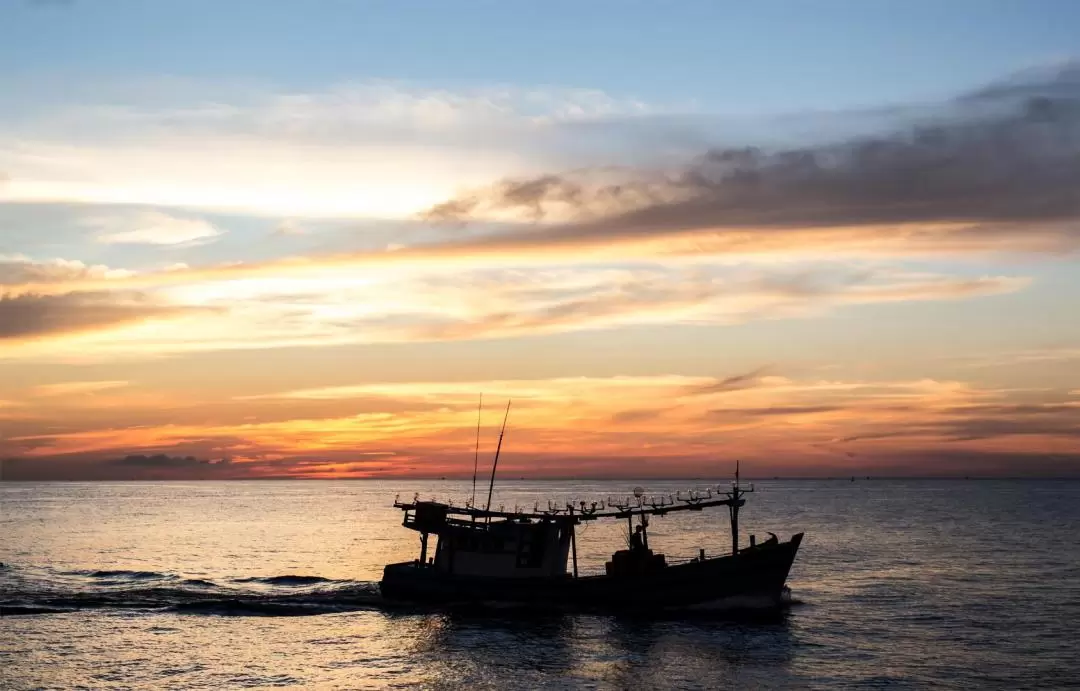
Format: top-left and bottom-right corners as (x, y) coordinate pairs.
(394, 485), (745, 524)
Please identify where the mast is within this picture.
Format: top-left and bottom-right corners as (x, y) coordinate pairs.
(569, 505), (579, 578)
(731, 460), (740, 556)
(484, 400), (512, 514)
(470, 394), (483, 506)
(727, 460), (752, 556)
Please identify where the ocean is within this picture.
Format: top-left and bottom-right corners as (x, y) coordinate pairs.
(1, 479), (1078, 689)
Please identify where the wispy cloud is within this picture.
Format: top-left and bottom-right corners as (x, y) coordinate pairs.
(86, 210), (222, 246)
(0, 81), (663, 218)
(957, 347), (1080, 368)
(0, 263), (1027, 361)
(30, 380), (128, 397)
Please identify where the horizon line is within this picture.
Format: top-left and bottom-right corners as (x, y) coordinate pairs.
(4, 475), (1079, 483)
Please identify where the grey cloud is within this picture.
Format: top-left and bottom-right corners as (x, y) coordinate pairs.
(610, 408), (672, 424)
(1, 452), (233, 481)
(0, 257), (111, 286)
(962, 62), (1080, 104)
(837, 400), (1080, 444)
(938, 417), (1080, 442)
(0, 291), (200, 341)
(423, 63), (1080, 254)
(111, 454), (231, 467)
(684, 368), (770, 397)
(709, 404), (841, 417)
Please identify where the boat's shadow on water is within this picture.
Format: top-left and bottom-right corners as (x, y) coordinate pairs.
(381, 604), (799, 687)
(386, 590), (802, 623)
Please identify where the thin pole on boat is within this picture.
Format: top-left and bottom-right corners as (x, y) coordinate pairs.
(730, 460), (741, 556)
(569, 507), (579, 578)
(470, 393), (483, 507)
(484, 399), (512, 517)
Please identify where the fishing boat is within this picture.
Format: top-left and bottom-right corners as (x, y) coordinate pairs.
(380, 401), (802, 611)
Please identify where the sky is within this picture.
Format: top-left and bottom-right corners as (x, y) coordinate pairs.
(1, 0), (1079, 480)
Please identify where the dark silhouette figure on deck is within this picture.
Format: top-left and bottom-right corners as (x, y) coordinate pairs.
(630, 525), (645, 552)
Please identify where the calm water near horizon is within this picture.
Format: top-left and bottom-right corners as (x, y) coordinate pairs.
(2, 479), (1078, 689)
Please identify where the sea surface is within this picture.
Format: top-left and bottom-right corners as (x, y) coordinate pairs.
(1, 479), (1078, 690)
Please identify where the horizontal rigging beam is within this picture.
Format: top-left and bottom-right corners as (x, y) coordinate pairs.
(394, 497), (745, 523)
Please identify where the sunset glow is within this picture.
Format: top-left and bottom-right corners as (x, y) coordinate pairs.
(2, 3), (1079, 481)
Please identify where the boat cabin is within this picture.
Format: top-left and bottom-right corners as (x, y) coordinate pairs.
(394, 470), (756, 584)
(404, 500), (573, 579)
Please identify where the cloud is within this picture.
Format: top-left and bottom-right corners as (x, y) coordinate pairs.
(0, 255), (131, 285)
(958, 347), (1080, 368)
(1, 453), (233, 481)
(5, 64), (1075, 232)
(0, 263), (1027, 361)
(87, 210), (222, 246)
(4, 374), (1077, 479)
(110, 453), (230, 468)
(0, 291), (204, 342)
(682, 367), (771, 396)
(0, 81), (660, 218)
(30, 380), (128, 397)
(272, 220), (306, 236)
(402, 267), (1025, 342)
(831, 400), (1080, 444)
(710, 404), (842, 417)
(422, 62), (1080, 257)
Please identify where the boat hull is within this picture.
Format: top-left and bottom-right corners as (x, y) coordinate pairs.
(380, 533), (802, 611)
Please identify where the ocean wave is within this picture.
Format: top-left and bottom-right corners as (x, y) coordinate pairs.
(1, 605), (72, 616)
(231, 575), (340, 586)
(84, 569), (176, 580)
(169, 598), (380, 617)
(49, 568), (179, 581)
(0, 580), (384, 618)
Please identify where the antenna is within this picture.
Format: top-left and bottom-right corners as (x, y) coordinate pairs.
(470, 393), (483, 506)
(484, 400), (512, 514)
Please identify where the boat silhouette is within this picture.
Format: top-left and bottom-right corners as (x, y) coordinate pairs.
(380, 400), (802, 612)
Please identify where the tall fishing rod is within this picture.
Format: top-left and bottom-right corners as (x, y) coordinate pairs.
(484, 400), (512, 517)
(470, 393), (483, 506)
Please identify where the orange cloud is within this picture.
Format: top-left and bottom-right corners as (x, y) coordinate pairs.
(0, 263), (1028, 362)
(4, 373), (1077, 480)
(30, 380), (129, 397)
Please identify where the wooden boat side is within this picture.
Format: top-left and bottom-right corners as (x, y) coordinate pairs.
(380, 532), (802, 610)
